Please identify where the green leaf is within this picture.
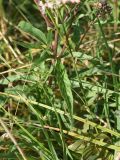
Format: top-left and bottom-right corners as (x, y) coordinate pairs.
(56, 60), (73, 122)
(16, 41), (43, 49)
(68, 140), (85, 154)
(72, 52), (98, 61)
(18, 21), (47, 44)
(0, 152), (16, 158)
(33, 50), (52, 66)
(47, 30), (53, 45)
(72, 80), (118, 95)
(0, 75), (21, 85)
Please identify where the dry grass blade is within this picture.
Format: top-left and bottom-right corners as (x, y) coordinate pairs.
(0, 118), (27, 160)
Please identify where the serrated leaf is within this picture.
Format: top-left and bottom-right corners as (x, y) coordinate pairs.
(18, 21), (47, 44)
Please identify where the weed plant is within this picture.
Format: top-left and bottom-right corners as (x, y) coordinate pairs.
(0, 0), (120, 159)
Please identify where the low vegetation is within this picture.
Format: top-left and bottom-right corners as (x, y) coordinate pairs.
(0, 0), (120, 159)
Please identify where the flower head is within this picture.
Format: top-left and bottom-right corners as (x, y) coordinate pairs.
(35, 0), (80, 14)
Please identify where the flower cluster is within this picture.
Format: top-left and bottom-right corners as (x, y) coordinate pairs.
(96, 0), (112, 18)
(34, 0), (80, 14)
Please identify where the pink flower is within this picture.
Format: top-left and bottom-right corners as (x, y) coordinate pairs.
(35, 0), (80, 14)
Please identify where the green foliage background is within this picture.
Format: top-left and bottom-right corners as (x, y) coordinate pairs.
(0, 0), (120, 159)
